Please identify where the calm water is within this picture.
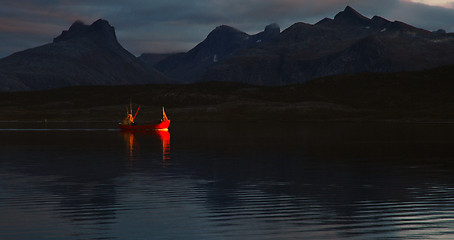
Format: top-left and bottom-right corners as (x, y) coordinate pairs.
(1, 121), (454, 239)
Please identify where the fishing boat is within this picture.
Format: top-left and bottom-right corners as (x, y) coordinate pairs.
(118, 104), (170, 131)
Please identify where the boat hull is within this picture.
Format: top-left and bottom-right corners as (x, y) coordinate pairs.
(119, 120), (170, 131)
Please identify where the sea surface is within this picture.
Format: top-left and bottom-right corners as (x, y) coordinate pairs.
(0, 121), (454, 240)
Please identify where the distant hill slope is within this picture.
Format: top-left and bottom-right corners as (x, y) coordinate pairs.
(153, 23), (280, 83)
(0, 19), (168, 91)
(1, 64), (454, 122)
(150, 6), (454, 85)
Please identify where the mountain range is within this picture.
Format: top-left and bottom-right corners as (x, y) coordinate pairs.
(160, 6), (454, 85)
(146, 23), (280, 83)
(0, 19), (168, 91)
(1, 6), (454, 91)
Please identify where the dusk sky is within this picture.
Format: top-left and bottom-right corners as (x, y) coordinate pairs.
(1, 0), (454, 58)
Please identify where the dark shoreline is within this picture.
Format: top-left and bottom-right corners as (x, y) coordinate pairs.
(1, 66), (454, 122)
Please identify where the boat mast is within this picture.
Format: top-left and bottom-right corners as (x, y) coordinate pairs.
(133, 105), (141, 121)
(162, 106), (168, 122)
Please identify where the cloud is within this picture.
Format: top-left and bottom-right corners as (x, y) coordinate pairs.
(386, 1), (454, 31)
(405, 0), (454, 8)
(1, 0), (454, 57)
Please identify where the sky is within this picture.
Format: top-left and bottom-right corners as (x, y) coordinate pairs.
(1, 0), (454, 58)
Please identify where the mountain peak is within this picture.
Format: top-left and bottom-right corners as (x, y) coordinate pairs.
(89, 19), (116, 36)
(344, 5), (356, 13)
(370, 16), (391, 29)
(205, 25), (248, 43)
(86, 19), (118, 43)
(263, 23), (280, 39)
(210, 25), (242, 35)
(53, 19), (119, 47)
(91, 19), (111, 28)
(265, 23), (280, 32)
(53, 20), (89, 42)
(68, 20), (86, 31)
(334, 6), (370, 25)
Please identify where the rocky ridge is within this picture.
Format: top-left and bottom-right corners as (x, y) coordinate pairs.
(0, 19), (168, 91)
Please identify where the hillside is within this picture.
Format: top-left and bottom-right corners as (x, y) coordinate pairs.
(150, 6), (454, 85)
(1, 64), (453, 122)
(153, 23), (280, 83)
(2, 6), (453, 91)
(0, 19), (168, 91)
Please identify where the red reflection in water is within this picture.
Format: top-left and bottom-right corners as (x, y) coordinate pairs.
(121, 130), (137, 160)
(155, 130), (171, 162)
(121, 130), (170, 166)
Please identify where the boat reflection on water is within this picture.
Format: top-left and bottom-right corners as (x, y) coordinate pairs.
(120, 130), (170, 165)
(156, 130), (171, 162)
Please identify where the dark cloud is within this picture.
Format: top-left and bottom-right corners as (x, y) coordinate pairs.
(0, 0), (454, 57)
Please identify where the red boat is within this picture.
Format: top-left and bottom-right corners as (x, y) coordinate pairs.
(119, 104), (170, 131)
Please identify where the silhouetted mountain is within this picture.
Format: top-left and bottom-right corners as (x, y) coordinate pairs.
(331, 5), (370, 26)
(53, 19), (119, 48)
(154, 23), (280, 83)
(0, 19), (168, 91)
(154, 6), (454, 85)
(3, 6), (454, 90)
